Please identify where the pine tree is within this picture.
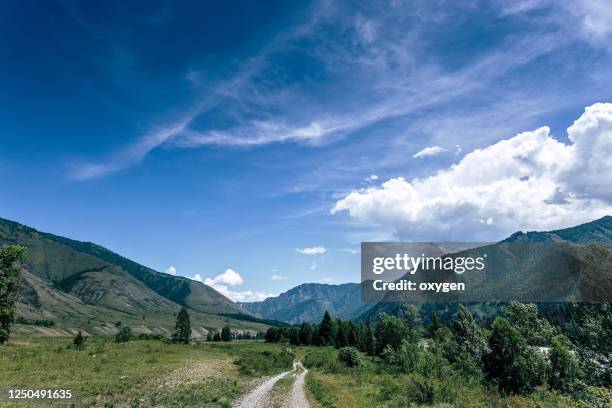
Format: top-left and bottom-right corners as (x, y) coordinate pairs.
(319, 311), (334, 346)
(221, 325), (231, 341)
(348, 322), (359, 347)
(428, 311), (441, 337)
(335, 318), (348, 348)
(0, 245), (28, 344)
(289, 328), (300, 345)
(206, 331), (213, 341)
(213, 331), (221, 341)
(299, 322), (313, 345)
(172, 307), (191, 344)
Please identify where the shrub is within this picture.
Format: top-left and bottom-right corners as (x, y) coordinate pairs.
(548, 335), (582, 393)
(484, 317), (546, 394)
(73, 330), (86, 350)
(234, 349), (294, 376)
(337, 346), (362, 367)
(115, 326), (131, 343)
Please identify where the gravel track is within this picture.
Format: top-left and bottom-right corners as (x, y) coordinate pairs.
(233, 361), (310, 408)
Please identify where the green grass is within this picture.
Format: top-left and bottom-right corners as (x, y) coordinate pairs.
(0, 337), (291, 407)
(297, 346), (608, 408)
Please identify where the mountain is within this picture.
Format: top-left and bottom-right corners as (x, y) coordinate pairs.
(240, 283), (373, 324)
(504, 215), (612, 244)
(0, 217), (272, 337)
(359, 216), (612, 323)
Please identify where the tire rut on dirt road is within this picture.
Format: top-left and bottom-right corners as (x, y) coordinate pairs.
(233, 361), (310, 408)
(288, 361), (309, 408)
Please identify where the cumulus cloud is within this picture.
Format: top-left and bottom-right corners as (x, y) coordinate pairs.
(203, 268), (274, 302)
(165, 266), (177, 275)
(191, 273), (203, 282)
(412, 146), (446, 159)
(296, 246), (327, 255)
(204, 268), (244, 286)
(270, 275), (287, 281)
(332, 103), (612, 241)
(365, 174), (379, 182)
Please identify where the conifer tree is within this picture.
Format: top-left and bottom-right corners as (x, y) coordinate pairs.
(172, 307), (191, 344)
(221, 325), (231, 341)
(319, 311), (334, 346)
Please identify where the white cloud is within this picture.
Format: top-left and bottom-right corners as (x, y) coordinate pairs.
(296, 246), (327, 255)
(204, 268), (244, 286)
(573, 0), (612, 40)
(270, 275), (287, 281)
(365, 174), (379, 182)
(332, 103), (612, 241)
(192, 273), (203, 282)
(165, 266), (177, 275)
(412, 146), (446, 159)
(203, 268), (274, 302)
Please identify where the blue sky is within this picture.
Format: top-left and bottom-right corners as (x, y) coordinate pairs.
(2, 1), (612, 301)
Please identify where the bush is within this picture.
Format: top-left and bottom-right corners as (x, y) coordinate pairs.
(73, 330), (86, 350)
(115, 326), (131, 343)
(337, 347), (362, 367)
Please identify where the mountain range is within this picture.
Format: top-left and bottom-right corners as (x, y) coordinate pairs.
(239, 283), (374, 324)
(243, 216), (612, 324)
(0, 217), (271, 337)
(2, 215), (610, 334)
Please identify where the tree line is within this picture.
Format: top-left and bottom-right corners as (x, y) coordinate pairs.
(265, 302), (611, 396)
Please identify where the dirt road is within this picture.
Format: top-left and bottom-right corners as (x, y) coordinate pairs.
(233, 361), (310, 408)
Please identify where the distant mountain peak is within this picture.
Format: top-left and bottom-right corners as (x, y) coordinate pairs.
(503, 215), (612, 244)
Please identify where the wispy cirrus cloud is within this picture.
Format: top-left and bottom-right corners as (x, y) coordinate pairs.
(67, 1), (586, 181)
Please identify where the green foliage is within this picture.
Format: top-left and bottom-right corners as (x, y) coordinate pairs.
(115, 326), (132, 343)
(15, 316), (55, 327)
(484, 317), (546, 394)
(172, 307), (191, 344)
(0, 245), (28, 344)
(299, 322), (314, 345)
(319, 311), (334, 346)
(450, 305), (486, 362)
(233, 349), (294, 376)
(289, 327), (300, 345)
(221, 325), (231, 342)
(549, 335), (582, 393)
(73, 330), (86, 350)
(374, 313), (409, 355)
(303, 348), (340, 372)
(503, 301), (556, 346)
(337, 347), (362, 367)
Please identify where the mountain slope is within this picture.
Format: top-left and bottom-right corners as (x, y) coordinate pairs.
(0, 217), (269, 336)
(504, 215), (612, 244)
(359, 216), (612, 322)
(240, 283), (372, 324)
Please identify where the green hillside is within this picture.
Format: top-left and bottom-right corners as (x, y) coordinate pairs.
(0, 217), (271, 337)
(359, 216), (612, 323)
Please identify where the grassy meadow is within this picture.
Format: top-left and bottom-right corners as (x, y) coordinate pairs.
(0, 336), (293, 407)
